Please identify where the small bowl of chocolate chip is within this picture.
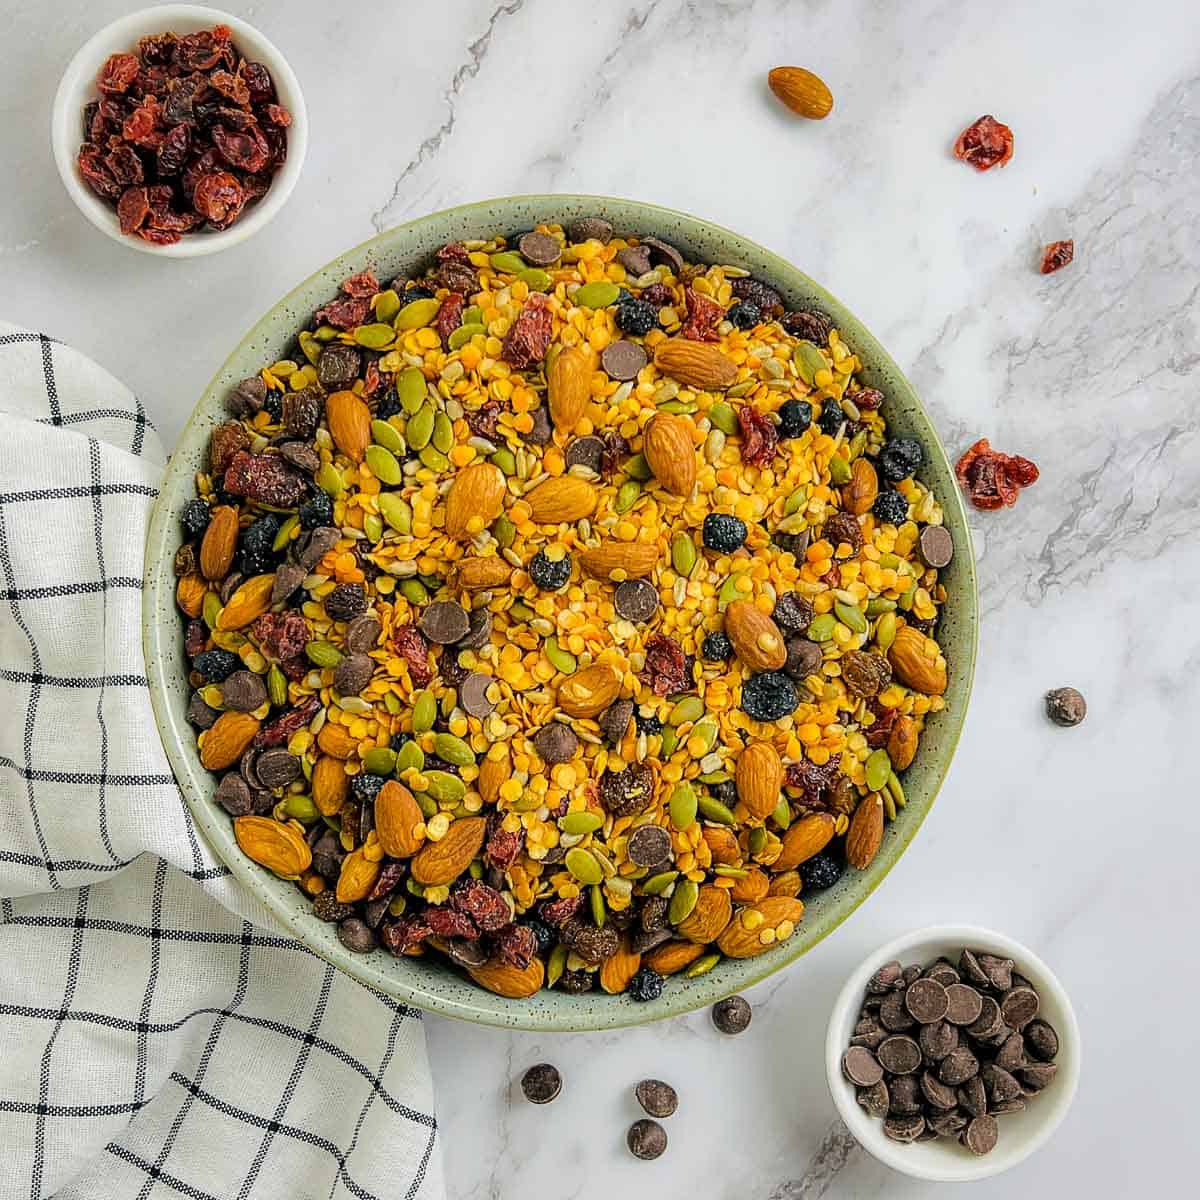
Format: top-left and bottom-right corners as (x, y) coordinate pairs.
(825, 925), (1080, 1182)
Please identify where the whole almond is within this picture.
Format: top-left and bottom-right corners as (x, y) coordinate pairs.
(453, 556), (513, 591)
(888, 625), (948, 695)
(653, 339), (738, 391)
(312, 754), (350, 816)
(410, 815), (486, 885)
(556, 663), (621, 718)
(444, 462), (506, 539)
(200, 505), (239, 580)
(676, 885), (733, 944)
(316, 721), (358, 760)
(524, 475), (597, 524)
(578, 541), (659, 581)
(717, 896), (804, 959)
(234, 815), (312, 878)
(774, 811), (835, 871)
(374, 780), (427, 858)
(477, 748), (510, 805)
(768, 66), (834, 120)
(643, 940), (706, 976)
(176, 572), (207, 617)
(730, 867), (771, 905)
(326, 390), (372, 462)
(547, 345), (592, 433)
(642, 413), (698, 496)
(735, 741), (784, 819)
(767, 869), (802, 898)
(888, 714), (919, 770)
(468, 955), (545, 998)
(200, 711), (261, 771)
(599, 938), (643, 994)
(842, 457), (879, 515)
(216, 573), (275, 630)
(702, 825), (740, 864)
(724, 599), (787, 671)
(846, 794), (884, 870)
(335, 847), (381, 903)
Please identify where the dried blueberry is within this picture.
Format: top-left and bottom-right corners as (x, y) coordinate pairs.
(740, 671), (800, 722)
(614, 297), (657, 337)
(180, 498), (211, 538)
(628, 967), (665, 1002)
(529, 550), (572, 591)
(818, 403), (847, 437)
(350, 771), (387, 804)
(726, 301), (761, 330)
(192, 649), (239, 683)
(712, 779), (739, 808)
(777, 399), (813, 439)
(520, 917), (556, 957)
(800, 851), (844, 892)
(879, 437), (925, 483)
(241, 513), (279, 556)
(375, 386), (401, 420)
(701, 631), (733, 662)
(298, 490), (333, 530)
(262, 391), (283, 422)
(702, 513), (747, 553)
(872, 489), (909, 525)
(772, 592), (814, 634)
(402, 284), (436, 302)
(634, 710), (662, 736)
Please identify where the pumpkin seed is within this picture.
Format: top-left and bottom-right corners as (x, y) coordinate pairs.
(547, 943), (568, 988)
(412, 690), (437, 733)
(298, 331), (321, 366)
(615, 480), (642, 513)
(508, 600), (534, 622)
(425, 771), (466, 804)
(828, 454), (852, 486)
(690, 719), (719, 755)
(659, 726), (679, 756)
(412, 790), (438, 819)
(865, 597), (897, 616)
(353, 323), (395, 350)
(489, 250), (526, 274)
(394, 739), (425, 773)
(807, 613), (836, 642)
(433, 733), (474, 767)
(887, 771), (906, 809)
(658, 399), (696, 415)
(461, 305), (483, 326)
(713, 865), (749, 878)
(448, 323), (486, 351)
(697, 794), (736, 826)
(544, 636), (577, 675)
(306, 641), (342, 668)
(486, 447), (515, 476)
(866, 749), (891, 792)
(374, 289), (401, 323)
(590, 884), (606, 927)
(284, 794), (319, 822)
(383, 692), (402, 715)
(271, 514), (298, 552)
(419, 446), (449, 471)
(432, 411), (454, 454)
(898, 580), (919, 611)
(748, 826), (768, 856)
(625, 453), (652, 482)
(316, 463), (344, 497)
(572, 281), (620, 308)
(668, 878), (699, 925)
(377, 492), (412, 535)
(697, 770), (731, 785)
(783, 487), (807, 516)
(849, 429), (869, 460)
(669, 782), (698, 830)
(878, 552), (901, 570)
(394, 298), (441, 331)
(684, 952), (721, 979)
(565, 847), (603, 885)
(708, 402), (738, 435)
(560, 810), (604, 835)
(793, 340), (827, 385)
(718, 573), (746, 611)
(642, 870), (679, 896)
(407, 405), (434, 450)
(771, 798), (792, 830)
(365, 445), (402, 485)
(492, 515), (516, 549)
(834, 601), (868, 634)
(202, 590), (222, 630)
(875, 611), (898, 651)
(516, 267), (552, 291)
(266, 664), (287, 707)
(363, 747), (397, 776)
(668, 696), (704, 725)
(671, 532), (697, 578)
(313, 324), (339, 342)
(371, 419), (406, 456)
(363, 513), (383, 543)
(400, 578), (428, 605)
(396, 367), (426, 414)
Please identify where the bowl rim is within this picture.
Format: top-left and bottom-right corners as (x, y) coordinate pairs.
(143, 193), (979, 1029)
(824, 923), (1081, 1182)
(50, 3), (308, 258)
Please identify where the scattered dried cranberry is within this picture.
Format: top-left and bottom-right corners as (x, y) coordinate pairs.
(541, 894), (583, 927)
(465, 398), (502, 440)
(340, 269), (380, 299)
(435, 292), (466, 348)
(222, 450), (307, 508)
(97, 53), (140, 95)
(424, 906), (479, 939)
(1040, 240), (1074, 274)
(252, 610), (309, 666)
(955, 438), (1039, 510)
(785, 756), (843, 802)
(121, 97), (163, 149)
(640, 633), (690, 697)
(639, 282), (674, 307)
(679, 287), (723, 341)
(390, 625), (432, 686)
(502, 293), (554, 368)
(252, 696), (319, 748)
(314, 295), (372, 330)
(865, 700), (899, 749)
(451, 881), (511, 933)
(737, 404), (779, 468)
(116, 187), (150, 235)
(953, 115), (1014, 171)
(484, 817), (525, 870)
(192, 172), (244, 227)
(382, 915), (432, 956)
(493, 923), (538, 969)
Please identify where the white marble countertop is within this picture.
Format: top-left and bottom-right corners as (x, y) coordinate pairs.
(5, 0), (1198, 1195)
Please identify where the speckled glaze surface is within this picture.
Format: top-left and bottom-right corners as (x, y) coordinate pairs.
(143, 195), (977, 1030)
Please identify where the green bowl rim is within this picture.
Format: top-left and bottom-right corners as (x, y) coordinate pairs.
(143, 193), (978, 1030)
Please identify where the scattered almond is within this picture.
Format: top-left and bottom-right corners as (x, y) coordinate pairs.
(444, 462), (506, 539)
(653, 339), (738, 391)
(524, 475), (597, 524)
(547, 345), (591, 433)
(846, 794), (884, 870)
(410, 816), (486, 885)
(735, 741), (785, 819)
(234, 815), (312, 879)
(556, 663), (621, 718)
(326, 390), (372, 462)
(642, 412), (698, 496)
(724, 599), (787, 671)
(199, 505), (239, 580)
(768, 66), (834, 120)
(578, 541), (658, 581)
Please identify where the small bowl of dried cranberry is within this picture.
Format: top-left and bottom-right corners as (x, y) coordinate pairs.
(51, 5), (307, 257)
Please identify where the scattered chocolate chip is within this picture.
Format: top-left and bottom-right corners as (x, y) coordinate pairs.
(857, 1079), (890, 1118)
(867, 961), (904, 994)
(279, 441), (321, 473)
(1000, 986), (1039, 1030)
(458, 607), (493, 651)
(842, 1046), (885, 1087)
(520, 1063), (562, 1105)
(918, 1020), (958, 1063)
(220, 670), (268, 712)
(977, 953), (1014, 992)
(271, 561), (307, 605)
(917, 525), (954, 569)
(879, 991), (916, 1032)
(627, 1118), (667, 1160)
(565, 435), (606, 473)
(344, 614), (383, 653)
(444, 936), (488, 968)
(929, 1109), (968, 1137)
(626, 824), (672, 869)
(522, 405), (553, 447)
(215, 772), (254, 815)
(994, 1031), (1027, 1073)
(920, 1070), (959, 1110)
(615, 245), (651, 276)
(566, 216), (613, 244)
(923, 959), (960, 987)
(532, 722), (578, 764)
(878, 1036), (922, 1076)
(961, 1114), (999, 1156)
(337, 917), (376, 953)
(333, 652), (375, 696)
(517, 230), (561, 266)
(297, 526), (340, 570)
(599, 699), (635, 746)
(1018, 1063), (1058, 1092)
(458, 672), (495, 718)
(883, 1114), (926, 1143)
(601, 339), (649, 382)
(640, 236), (684, 274)
(254, 747), (300, 789)
(958, 1074), (988, 1117)
(959, 948), (991, 988)
(887, 1074), (922, 1116)
(1045, 686), (1086, 727)
(944, 983), (984, 1026)
(990, 1096), (1027, 1114)
(980, 1063), (1022, 1104)
(419, 600), (470, 644)
(904, 978), (950, 1024)
(712, 995), (752, 1035)
(635, 1078), (678, 1118)
(938, 1047), (980, 1086)
(187, 692), (219, 729)
(1024, 1019), (1059, 1062)
(615, 578), (659, 624)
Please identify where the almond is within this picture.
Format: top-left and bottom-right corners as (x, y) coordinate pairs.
(326, 390), (371, 462)
(524, 475), (597, 524)
(410, 815), (486, 885)
(444, 462), (506, 539)
(374, 780), (427, 858)
(176, 572), (207, 618)
(774, 812), (835, 871)
(716, 896), (804, 959)
(846, 794), (884, 870)
(335, 847), (381, 903)
(768, 66), (834, 120)
(200, 711), (261, 770)
(599, 937), (643, 994)
(676, 885), (733, 944)
(200, 505), (239, 580)
(730, 867), (771, 905)
(556, 663), (621, 718)
(643, 940), (706, 976)
(468, 954), (545, 998)
(888, 625), (948, 695)
(547, 345), (592, 433)
(216, 573), (275, 630)
(888, 715), (919, 770)
(577, 541), (658, 581)
(767, 869), (802, 898)
(724, 599), (787, 671)
(702, 825), (741, 865)
(312, 754), (350, 817)
(642, 413), (697, 496)
(842, 457), (879, 515)
(653, 339), (738, 391)
(735, 741), (784, 819)
(452, 556), (513, 591)
(234, 815), (312, 878)
(316, 722), (358, 760)
(477, 748), (509, 806)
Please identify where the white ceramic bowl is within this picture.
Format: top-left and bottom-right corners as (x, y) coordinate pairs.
(51, 4), (307, 257)
(826, 925), (1080, 1182)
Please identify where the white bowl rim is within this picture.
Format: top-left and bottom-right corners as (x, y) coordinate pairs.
(825, 923), (1081, 1183)
(50, 3), (307, 258)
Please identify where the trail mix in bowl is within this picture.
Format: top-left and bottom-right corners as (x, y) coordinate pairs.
(175, 218), (952, 999)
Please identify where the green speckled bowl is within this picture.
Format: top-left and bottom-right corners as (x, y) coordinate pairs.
(143, 195), (977, 1030)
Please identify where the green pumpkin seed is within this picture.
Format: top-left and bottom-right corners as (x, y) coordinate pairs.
(669, 782), (698, 830)
(573, 281), (620, 309)
(489, 250), (526, 274)
(461, 305), (483, 326)
(771, 797), (792, 830)
(748, 826), (768, 855)
(353, 323), (395, 350)
(516, 267), (552, 291)
(448, 323), (486, 351)
(671, 532), (697, 578)
(316, 463), (344, 497)
(625, 453), (652, 482)
(284, 794), (319, 822)
(362, 747), (398, 776)
(668, 878), (699, 925)
(544, 636), (577, 675)
(834, 601), (868, 634)
(615, 480), (642, 513)
(396, 366), (426, 414)
(407, 405), (434, 450)
(590, 883), (606, 927)
(383, 692), (402, 715)
(565, 847), (603, 885)
(898, 581), (919, 612)
(690, 719), (719, 756)
(887, 771), (906, 809)
(374, 289), (401, 323)
(266, 664), (287, 707)
(708, 402), (738, 435)
(697, 794), (737, 826)
(657, 399), (696, 415)
(492, 515), (516, 549)
(363, 513), (383, 544)
(377, 492), (412, 535)
(659, 726), (679, 756)
(202, 590), (222, 631)
(697, 771), (731, 785)
(560, 810), (604, 836)
(783, 487), (807, 516)
(433, 733), (474, 767)
(642, 870), (679, 896)
(371, 419), (406, 456)
(424, 771), (466, 804)
(669, 696), (704, 725)
(432, 412), (453, 454)
(866, 749), (891, 792)
(468, 859), (484, 880)
(849, 429), (869, 460)
(807, 613), (836, 642)
(713, 865), (749, 878)
(271, 514), (298, 552)
(400, 578), (429, 605)
(394, 740), (425, 774)
(314, 324), (339, 343)
(508, 599), (534, 622)
(878, 552), (901, 570)
(306, 641), (342, 668)
(298, 331), (321, 366)
(684, 952), (721, 979)
(412, 690), (437, 733)
(547, 943), (568, 988)
(406, 878), (426, 898)
(793, 340), (827, 385)
(365, 444), (402, 485)
(865, 597), (897, 616)
(828, 454), (852, 486)
(419, 446), (449, 471)
(489, 447), (516, 475)
(394, 298), (441, 331)
(875, 611), (898, 652)
(718, 574), (747, 611)
(412, 790), (438, 819)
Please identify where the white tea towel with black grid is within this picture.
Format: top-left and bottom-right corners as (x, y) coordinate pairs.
(0, 323), (443, 1200)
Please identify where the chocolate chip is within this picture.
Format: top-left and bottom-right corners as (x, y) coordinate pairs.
(615, 578), (659, 624)
(932, 985), (979, 1034)
(959, 948), (991, 988)
(877, 1036), (922, 1075)
(783, 636), (823, 682)
(961, 1114), (998, 1156)
(458, 672), (494, 718)
(883, 1114), (925, 1143)
(929, 1109), (969, 1137)
(1017, 1063), (1057, 1092)
(923, 959), (960, 987)
(918, 524), (954, 569)
(337, 917), (376, 954)
(977, 953), (1014, 991)
(626, 824), (671, 869)
(630, 926), (671, 955)
(444, 936), (488, 968)
(297, 526), (340, 570)
(333, 652), (375, 696)
(522, 405), (553, 447)
(419, 600), (470, 645)
(532, 722), (578, 764)
(857, 1079), (889, 1119)
(887, 1073), (922, 1115)
(990, 1097), (1026, 1114)
(215, 772), (254, 815)
(711, 995), (752, 1035)
(920, 1070), (959, 1110)
(344, 614), (383, 653)
(918, 1020), (958, 1063)
(239, 749), (264, 790)
(1045, 686), (1087, 727)
(565, 436), (606, 473)
(255, 747), (300, 789)
(566, 216), (613, 244)
(615, 245), (651, 276)
(842, 1046), (885, 1087)
(601, 339), (648, 382)
(904, 978), (950, 1024)
(627, 1118), (667, 1160)
(521, 1063), (562, 1104)
(1000, 986), (1039, 1029)
(187, 692), (219, 729)
(220, 670), (268, 712)
(599, 698), (635, 746)
(279, 441), (321, 473)
(958, 1075), (987, 1117)
(867, 961), (904, 994)
(994, 1031), (1027, 1072)
(980, 1063), (1022, 1104)
(937, 1047), (979, 1086)
(635, 1078), (677, 1118)
(271, 561), (307, 604)
(901, 965), (923, 988)
(879, 991), (916, 1031)
(966, 995), (1004, 1039)
(1024, 1019), (1059, 1061)
(517, 230), (561, 266)
(640, 236), (684, 274)
(458, 608), (493, 651)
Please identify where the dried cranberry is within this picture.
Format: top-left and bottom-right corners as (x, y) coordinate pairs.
(382, 915), (433, 956)
(955, 438), (1038, 510)
(97, 53), (140, 96)
(223, 449), (306, 507)
(865, 700), (898, 749)
(262, 103), (292, 127)
(598, 762), (656, 819)
(1039, 239), (1074, 274)
(493, 923), (538, 970)
(193, 171), (244, 227)
(435, 292), (466, 348)
(502, 293), (554, 368)
(541, 894), (583, 927)
(785, 756), (843, 802)
(209, 69), (250, 107)
(451, 881), (511, 933)
(390, 626), (432, 686)
(184, 620), (207, 659)
(77, 146), (122, 200)
(116, 187), (150, 235)
(240, 62), (275, 104)
(437, 241), (470, 263)
(367, 860), (406, 903)
(252, 695), (320, 748)
(1004, 455), (1040, 487)
(182, 148), (221, 200)
(315, 295), (372, 331)
(640, 633), (690, 697)
(162, 75), (201, 126)
(104, 143), (144, 184)
(175, 30), (224, 72)
(212, 123), (270, 172)
(484, 819), (525, 871)
(737, 405), (779, 468)
(846, 387), (882, 412)
(639, 283), (673, 307)
(147, 205), (202, 235)
(679, 287), (723, 342)
(136, 226), (182, 247)
(953, 114), (1014, 171)
(340, 269), (380, 299)
(600, 430), (629, 478)
(424, 906), (479, 939)
(121, 96), (162, 148)
(465, 398), (502, 440)
(137, 32), (177, 65)
(156, 123), (192, 174)
(212, 105), (256, 131)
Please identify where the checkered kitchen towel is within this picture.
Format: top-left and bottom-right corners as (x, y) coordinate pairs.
(0, 323), (443, 1200)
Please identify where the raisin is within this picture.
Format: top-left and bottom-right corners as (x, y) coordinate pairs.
(785, 756), (843, 802)
(104, 143), (144, 185)
(800, 852), (844, 891)
(640, 634), (690, 697)
(679, 287), (723, 342)
(263, 103), (292, 128)
(175, 30), (225, 72)
(953, 115), (1014, 172)
(282, 387), (322, 439)
(223, 450), (307, 508)
(541, 894), (583, 927)
(772, 592), (814, 634)
(192, 649), (239, 682)
(879, 437), (924, 483)
(841, 650), (892, 699)
(598, 762), (656, 819)
(702, 513), (747, 553)
(600, 430), (629, 477)
(325, 583), (366, 621)
(502, 293), (554, 368)
(558, 968), (594, 994)
(737, 405), (778, 468)
(451, 881), (511, 933)
(640, 283), (674, 307)
(822, 511), (863, 557)
(156, 123), (192, 174)
(97, 53), (140, 95)
(727, 301), (761, 330)
(435, 292), (466, 348)
(211, 123), (270, 172)
(192, 171), (244, 227)
(391, 625), (432, 686)
(312, 892), (354, 923)
(730, 276), (785, 316)
(615, 298), (657, 336)
(568, 922), (620, 964)
(872, 489), (909, 525)
(781, 309), (834, 343)
(241, 62), (275, 104)
(465, 398), (502, 440)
